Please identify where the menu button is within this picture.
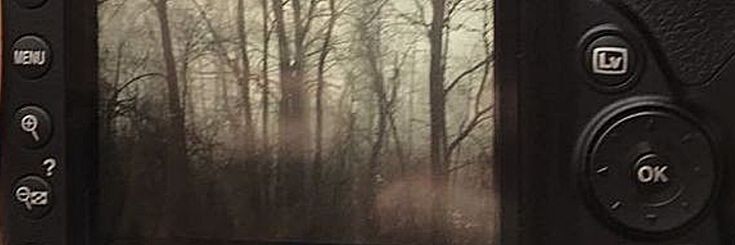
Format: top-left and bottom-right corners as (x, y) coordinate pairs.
(11, 36), (52, 79)
(13, 50), (48, 66)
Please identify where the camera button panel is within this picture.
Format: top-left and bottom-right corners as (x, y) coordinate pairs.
(12, 176), (53, 219)
(583, 105), (716, 234)
(3, 0), (95, 242)
(14, 106), (53, 149)
(11, 35), (52, 79)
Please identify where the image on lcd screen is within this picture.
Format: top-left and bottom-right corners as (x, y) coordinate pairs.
(98, 0), (496, 244)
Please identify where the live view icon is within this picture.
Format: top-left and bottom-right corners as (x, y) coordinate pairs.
(592, 47), (628, 75)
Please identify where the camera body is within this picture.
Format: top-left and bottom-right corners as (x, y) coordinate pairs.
(2, 0), (735, 244)
(497, 0), (735, 244)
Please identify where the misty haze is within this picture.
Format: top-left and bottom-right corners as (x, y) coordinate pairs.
(98, 0), (495, 244)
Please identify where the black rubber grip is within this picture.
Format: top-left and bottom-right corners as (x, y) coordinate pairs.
(609, 0), (735, 85)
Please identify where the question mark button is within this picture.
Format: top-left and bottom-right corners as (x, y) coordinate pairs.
(12, 176), (53, 219)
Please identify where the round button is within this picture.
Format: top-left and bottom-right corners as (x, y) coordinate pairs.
(634, 154), (670, 187)
(580, 100), (716, 235)
(581, 27), (641, 91)
(11, 36), (53, 79)
(14, 106), (53, 149)
(15, 0), (48, 9)
(12, 176), (53, 219)
(631, 153), (682, 207)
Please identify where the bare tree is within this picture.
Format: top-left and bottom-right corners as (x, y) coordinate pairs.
(313, 0), (338, 211)
(356, 0), (390, 238)
(237, 0), (255, 154)
(271, 0), (317, 235)
(261, 0), (272, 163)
(258, 0), (274, 234)
(149, 0), (190, 237)
(428, 0), (450, 243)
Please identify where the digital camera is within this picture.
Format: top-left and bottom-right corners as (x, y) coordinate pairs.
(2, 0), (735, 244)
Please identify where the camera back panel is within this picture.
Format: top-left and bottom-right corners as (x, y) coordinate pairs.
(2, 0), (735, 244)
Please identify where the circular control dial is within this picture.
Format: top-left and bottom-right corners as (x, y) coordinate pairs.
(581, 101), (717, 234)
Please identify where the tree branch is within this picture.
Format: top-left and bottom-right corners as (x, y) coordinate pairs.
(115, 72), (165, 96)
(447, 106), (493, 159)
(444, 57), (491, 93)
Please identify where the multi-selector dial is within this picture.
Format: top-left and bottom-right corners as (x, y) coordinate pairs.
(580, 100), (717, 234)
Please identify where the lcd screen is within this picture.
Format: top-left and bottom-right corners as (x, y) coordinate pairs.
(98, 0), (496, 244)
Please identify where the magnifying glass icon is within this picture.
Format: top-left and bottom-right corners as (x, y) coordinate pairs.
(15, 186), (33, 211)
(21, 114), (40, 142)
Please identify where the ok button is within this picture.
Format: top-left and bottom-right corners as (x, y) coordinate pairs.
(637, 164), (669, 184)
(634, 154), (672, 186)
(632, 153), (682, 207)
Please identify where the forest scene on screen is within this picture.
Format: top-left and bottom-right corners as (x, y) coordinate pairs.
(98, 0), (495, 244)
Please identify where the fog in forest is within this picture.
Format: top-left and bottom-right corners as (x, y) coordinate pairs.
(98, 0), (495, 244)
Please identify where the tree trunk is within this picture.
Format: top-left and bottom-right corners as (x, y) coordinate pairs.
(313, 0), (337, 221)
(260, 0), (273, 233)
(428, 0), (449, 243)
(152, 0), (189, 237)
(237, 0), (255, 154)
(235, 0), (262, 235)
(261, 0), (271, 170)
(356, 0), (388, 238)
(271, 0), (310, 235)
(179, 45), (193, 127)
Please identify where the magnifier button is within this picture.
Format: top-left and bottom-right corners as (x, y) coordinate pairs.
(14, 106), (53, 149)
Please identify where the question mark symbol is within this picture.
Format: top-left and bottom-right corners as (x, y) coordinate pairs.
(42, 158), (57, 177)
